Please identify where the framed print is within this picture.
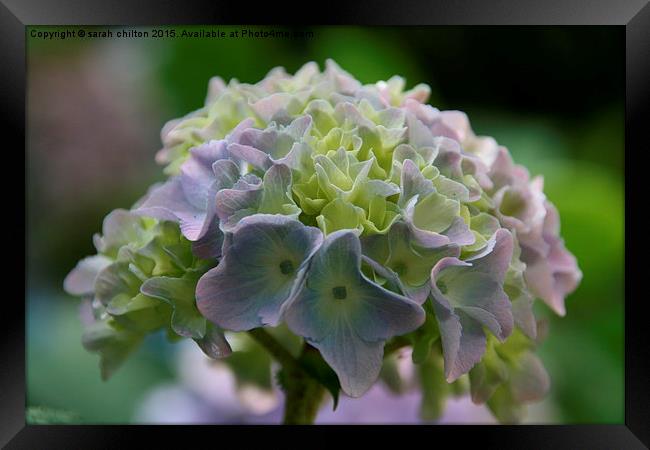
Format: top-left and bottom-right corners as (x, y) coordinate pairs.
(3, 0), (648, 447)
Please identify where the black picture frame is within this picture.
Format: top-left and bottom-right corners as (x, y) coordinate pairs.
(4, 0), (648, 448)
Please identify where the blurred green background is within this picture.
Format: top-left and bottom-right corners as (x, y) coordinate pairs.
(26, 26), (623, 423)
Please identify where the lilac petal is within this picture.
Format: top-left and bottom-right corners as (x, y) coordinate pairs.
(325, 59), (362, 94)
(448, 274), (513, 340)
(250, 93), (294, 123)
(489, 147), (530, 190)
(241, 115), (311, 151)
(406, 112), (435, 149)
(225, 118), (256, 144)
(196, 215), (323, 330)
(403, 83), (431, 104)
(361, 255), (407, 296)
(441, 217), (477, 246)
(214, 181), (263, 224)
(136, 155), (240, 244)
(64, 255), (113, 296)
(432, 137), (463, 179)
(510, 290), (537, 341)
(493, 181), (547, 235)
(430, 249), (515, 381)
(429, 292), (486, 383)
(451, 312), (488, 382)
(134, 178), (206, 241)
(205, 76), (226, 103)
(179, 140), (229, 209)
(438, 110), (471, 142)
(522, 238), (581, 317)
(227, 143), (272, 170)
(462, 153), (494, 191)
(190, 217), (224, 259)
(236, 116), (312, 170)
(284, 230), (424, 397)
(465, 228), (514, 282)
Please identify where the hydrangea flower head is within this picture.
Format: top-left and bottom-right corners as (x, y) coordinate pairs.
(66, 60), (581, 421)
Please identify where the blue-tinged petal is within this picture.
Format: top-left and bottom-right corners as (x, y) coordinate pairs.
(196, 215), (323, 330)
(237, 115), (312, 164)
(311, 320), (385, 398)
(190, 217), (224, 259)
(217, 164), (301, 231)
(214, 178), (263, 226)
(284, 230), (424, 397)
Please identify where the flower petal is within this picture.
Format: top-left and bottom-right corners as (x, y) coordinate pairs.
(196, 215), (323, 330)
(140, 272), (207, 339)
(64, 255), (112, 296)
(284, 230), (424, 396)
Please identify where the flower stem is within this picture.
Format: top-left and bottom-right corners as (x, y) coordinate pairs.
(281, 353), (325, 424)
(384, 335), (411, 357)
(247, 329), (324, 424)
(247, 328), (300, 370)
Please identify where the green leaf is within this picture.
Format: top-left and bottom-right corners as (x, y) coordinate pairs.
(26, 406), (81, 424)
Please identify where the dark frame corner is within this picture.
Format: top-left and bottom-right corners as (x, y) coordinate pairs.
(4, 0), (648, 448)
